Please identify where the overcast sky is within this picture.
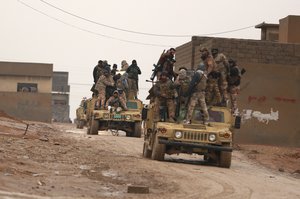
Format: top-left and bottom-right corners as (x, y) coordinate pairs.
(0, 0), (299, 120)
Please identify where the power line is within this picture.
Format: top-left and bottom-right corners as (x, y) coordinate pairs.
(17, 0), (172, 47)
(39, 0), (255, 37)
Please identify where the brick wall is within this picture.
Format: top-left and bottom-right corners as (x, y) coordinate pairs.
(175, 36), (300, 147)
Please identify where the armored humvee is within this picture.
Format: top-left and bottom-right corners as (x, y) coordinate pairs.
(75, 106), (86, 129)
(142, 103), (241, 168)
(75, 98), (89, 129)
(87, 99), (143, 137)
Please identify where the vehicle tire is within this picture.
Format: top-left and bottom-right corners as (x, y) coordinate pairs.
(110, 129), (119, 136)
(87, 127), (91, 135)
(90, 119), (99, 135)
(151, 135), (165, 161)
(133, 122), (142, 138)
(143, 142), (152, 158)
(78, 120), (85, 129)
(219, 144), (232, 168)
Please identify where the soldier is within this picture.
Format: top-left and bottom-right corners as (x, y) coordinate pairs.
(184, 69), (209, 125)
(111, 64), (118, 76)
(91, 60), (105, 95)
(211, 48), (230, 104)
(155, 48), (176, 80)
(126, 60), (141, 100)
(199, 47), (222, 105)
(153, 72), (176, 122)
(174, 68), (191, 108)
(93, 60), (104, 83)
(227, 59), (246, 114)
(114, 72), (128, 102)
(120, 60), (129, 71)
(95, 69), (115, 109)
(105, 90), (128, 111)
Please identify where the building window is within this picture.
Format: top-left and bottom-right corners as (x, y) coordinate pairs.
(17, 83), (38, 92)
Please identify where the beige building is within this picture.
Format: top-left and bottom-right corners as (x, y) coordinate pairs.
(175, 16), (300, 147)
(0, 61), (53, 123)
(255, 15), (300, 43)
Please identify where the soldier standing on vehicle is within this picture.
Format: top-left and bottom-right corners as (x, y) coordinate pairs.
(120, 60), (129, 71)
(211, 48), (230, 105)
(155, 48), (176, 80)
(93, 60), (104, 83)
(91, 60), (105, 95)
(184, 69), (209, 125)
(126, 60), (141, 100)
(200, 47), (222, 105)
(153, 72), (176, 123)
(174, 68), (191, 108)
(113, 72), (128, 102)
(95, 69), (115, 109)
(111, 64), (118, 76)
(105, 90), (128, 111)
(227, 59), (246, 114)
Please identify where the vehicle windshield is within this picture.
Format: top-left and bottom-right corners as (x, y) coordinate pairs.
(126, 101), (138, 110)
(192, 108), (225, 123)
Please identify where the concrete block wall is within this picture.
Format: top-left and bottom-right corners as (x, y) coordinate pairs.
(175, 36), (300, 147)
(0, 92), (52, 123)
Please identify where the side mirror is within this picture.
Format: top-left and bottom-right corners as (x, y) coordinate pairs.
(234, 115), (241, 129)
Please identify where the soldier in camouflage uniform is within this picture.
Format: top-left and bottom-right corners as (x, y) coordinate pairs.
(120, 60), (129, 71)
(126, 60), (141, 100)
(93, 60), (104, 83)
(105, 90), (128, 111)
(227, 59), (245, 114)
(200, 47), (222, 105)
(211, 48), (230, 104)
(184, 69), (209, 125)
(111, 64), (118, 76)
(114, 72), (128, 102)
(156, 48), (176, 80)
(153, 72), (176, 122)
(95, 70), (115, 109)
(174, 68), (191, 107)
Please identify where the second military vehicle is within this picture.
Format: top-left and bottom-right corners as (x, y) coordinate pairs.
(87, 99), (143, 137)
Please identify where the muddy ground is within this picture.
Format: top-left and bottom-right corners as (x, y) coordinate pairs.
(0, 112), (299, 199)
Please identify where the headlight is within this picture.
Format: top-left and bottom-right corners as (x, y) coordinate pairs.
(174, 131), (182, 139)
(208, 133), (216, 142)
(125, 115), (131, 120)
(103, 113), (110, 119)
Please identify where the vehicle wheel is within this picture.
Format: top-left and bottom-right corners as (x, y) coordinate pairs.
(90, 119), (99, 135)
(133, 122), (142, 138)
(78, 120), (85, 129)
(87, 127), (91, 135)
(151, 135), (165, 161)
(218, 144), (232, 168)
(143, 142), (152, 158)
(110, 129), (119, 136)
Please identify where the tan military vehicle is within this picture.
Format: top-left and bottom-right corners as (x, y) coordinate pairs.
(75, 98), (88, 129)
(87, 99), (143, 137)
(142, 104), (241, 168)
(75, 106), (86, 129)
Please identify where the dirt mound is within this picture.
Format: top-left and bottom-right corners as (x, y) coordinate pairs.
(238, 144), (300, 175)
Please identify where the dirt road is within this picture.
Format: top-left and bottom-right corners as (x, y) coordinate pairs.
(0, 118), (299, 199)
